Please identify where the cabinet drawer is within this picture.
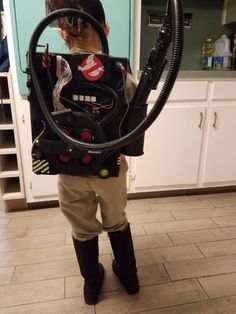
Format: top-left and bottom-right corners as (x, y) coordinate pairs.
(211, 82), (236, 100)
(148, 81), (209, 103)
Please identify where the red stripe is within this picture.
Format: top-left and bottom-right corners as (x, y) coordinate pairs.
(83, 64), (101, 76)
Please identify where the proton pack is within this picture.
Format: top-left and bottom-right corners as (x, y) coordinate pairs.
(27, 50), (147, 178)
(27, 2), (184, 179)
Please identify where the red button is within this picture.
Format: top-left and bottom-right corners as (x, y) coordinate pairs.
(79, 129), (94, 142)
(80, 154), (92, 164)
(58, 154), (71, 164)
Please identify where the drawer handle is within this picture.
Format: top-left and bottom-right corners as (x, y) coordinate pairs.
(199, 112), (203, 129)
(213, 112), (218, 128)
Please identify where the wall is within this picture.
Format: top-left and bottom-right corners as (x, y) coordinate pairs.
(9, 0), (133, 96)
(140, 0), (235, 71)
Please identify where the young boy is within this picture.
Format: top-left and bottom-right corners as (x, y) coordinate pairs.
(47, 0), (139, 305)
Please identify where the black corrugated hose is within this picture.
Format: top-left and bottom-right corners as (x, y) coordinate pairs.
(28, 0), (184, 152)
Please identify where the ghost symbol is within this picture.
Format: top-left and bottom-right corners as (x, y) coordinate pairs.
(79, 54), (104, 80)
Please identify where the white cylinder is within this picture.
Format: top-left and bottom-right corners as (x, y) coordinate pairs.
(213, 35), (232, 70)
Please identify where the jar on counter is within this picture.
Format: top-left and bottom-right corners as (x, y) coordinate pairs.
(201, 39), (214, 70)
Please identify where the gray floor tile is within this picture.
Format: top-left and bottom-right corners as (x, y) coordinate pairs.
(169, 227), (236, 245)
(129, 212), (174, 224)
(171, 206), (236, 220)
(136, 244), (203, 266)
(143, 218), (217, 235)
(137, 296), (236, 314)
(0, 233), (66, 253)
(133, 234), (173, 250)
(0, 245), (75, 267)
(0, 267), (14, 285)
(12, 259), (79, 283)
(197, 238), (236, 257)
(0, 227), (27, 240)
(209, 196), (236, 207)
(199, 272), (236, 298)
(212, 215), (236, 227)
(0, 297), (95, 314)
(150, 200), (213, 212)
(0, 278), (64, 308)
(165, 254), (236, 280)
(95, 279), (207, 313)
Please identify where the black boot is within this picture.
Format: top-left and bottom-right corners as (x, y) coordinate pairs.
(108, 223), (139, 294)
(72, 236), (104, 305)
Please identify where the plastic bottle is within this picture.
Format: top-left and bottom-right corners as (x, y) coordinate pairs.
(213, 35), (232, 70)
(201, 39), (214, 70)
(231, 34), (236, 70)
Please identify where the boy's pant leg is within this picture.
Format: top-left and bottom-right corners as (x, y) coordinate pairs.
(58, 175), (103, 241)
(91, 160), (129, 232)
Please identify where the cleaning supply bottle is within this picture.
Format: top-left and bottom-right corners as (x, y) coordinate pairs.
(201, 39), (214, 70)
(231, 34), (236, 70)
(213, 35), (232, 70)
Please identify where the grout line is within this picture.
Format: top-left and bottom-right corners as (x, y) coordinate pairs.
(64, 277), (66, 299)
(162, 262), (172, 282)
(9, 265), (16, 285)
(193, 243), (205, 258)
(166, 233), (176, 246)
(23, 226), (28, 238)
(196, 277), (210, 299)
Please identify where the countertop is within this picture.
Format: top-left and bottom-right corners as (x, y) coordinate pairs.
(177, 70), (236, 79)
(138, 70), (236, 80)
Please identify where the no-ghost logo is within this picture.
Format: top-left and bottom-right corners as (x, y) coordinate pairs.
(78, 54), (105, 81)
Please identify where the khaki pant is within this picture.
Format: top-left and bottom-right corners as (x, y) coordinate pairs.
(58, 160), (128, 241)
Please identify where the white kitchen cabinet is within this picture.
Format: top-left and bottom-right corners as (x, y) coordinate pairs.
(133, 80), (208, 191)
(202, 81), (236, 185)
(135, 105), (206, 191)
(133, 80), (236, 193)
(29, 174), (58, 200)
(202, 105), (236, 185)
(0, 73), (24, 201)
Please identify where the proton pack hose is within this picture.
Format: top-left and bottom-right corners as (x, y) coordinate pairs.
(28, 1), (184, 153)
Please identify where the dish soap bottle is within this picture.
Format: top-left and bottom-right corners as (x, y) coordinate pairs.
(201, 39), (214, 70)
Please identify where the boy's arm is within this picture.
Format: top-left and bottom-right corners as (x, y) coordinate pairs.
(126, 73), (137, 103)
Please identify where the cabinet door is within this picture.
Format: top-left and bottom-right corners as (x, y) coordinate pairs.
(135, 106), (205, 190)
(202, 105), (236, 184)
(9, 0), (131, 95)
(30, 174), (58, 200)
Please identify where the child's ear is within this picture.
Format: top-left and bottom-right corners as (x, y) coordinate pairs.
(59, 28), (70, 43)
(103, 23), (110, 37)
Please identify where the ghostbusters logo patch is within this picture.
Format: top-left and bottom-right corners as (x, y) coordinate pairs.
(78, 54), (104, 81)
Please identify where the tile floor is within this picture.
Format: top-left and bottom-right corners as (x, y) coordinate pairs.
(1, 192), (236, 313)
